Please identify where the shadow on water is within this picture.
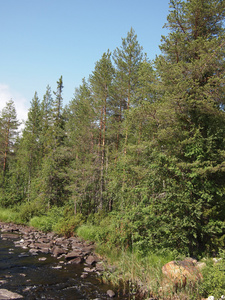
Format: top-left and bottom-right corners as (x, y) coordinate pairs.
(0, 232), (133, 300)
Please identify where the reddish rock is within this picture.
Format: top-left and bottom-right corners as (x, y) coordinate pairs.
(162, 258), (203, 288)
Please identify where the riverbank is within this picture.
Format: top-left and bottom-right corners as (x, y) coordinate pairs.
(0, 221), (124, 299)
(1, 220), (225, 300)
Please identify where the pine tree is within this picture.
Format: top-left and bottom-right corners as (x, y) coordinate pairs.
(90, 51), (114, 210)
(16, 92), (41, 201)
(109, 28), (145, 208)
(113, 27), (143, 110)
(0, 100), (20, 181)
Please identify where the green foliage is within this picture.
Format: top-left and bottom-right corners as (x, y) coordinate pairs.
(29, 206), (63, 232)
(53, 213), (85, 237)
(1, 8), (225, 300)
(98, 245), (178, 299)
(17, 201), (46, 223)
(76, 225), (100, 242)
(0, 207), (22, 224)
(200, 250), (225, 299)
(29, 215), (54, 232)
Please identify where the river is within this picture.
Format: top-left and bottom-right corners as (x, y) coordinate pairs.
(0, 228), (133, 299)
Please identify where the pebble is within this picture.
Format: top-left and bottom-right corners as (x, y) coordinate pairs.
(107, 289), (116, 298)
(38, 257), (47, 261)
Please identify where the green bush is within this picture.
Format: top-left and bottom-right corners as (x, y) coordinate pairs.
(76, 224), (100, 241)
(29, 215), (53, 232)
(200, 250), (225, 299)
(29, 206), (63, 232)
(17, 201), (46, 223)
(0, 207), (21, 224)
(53, 213), (85, 237)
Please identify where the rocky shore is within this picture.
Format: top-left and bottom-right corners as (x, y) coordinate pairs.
(0, 221), (116, 299)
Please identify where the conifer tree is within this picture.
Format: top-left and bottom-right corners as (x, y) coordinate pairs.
(113, 27), (143, 110)
(90, 51), (114, 210)
(0, 100), (20, 180)
(148, 0), (225, 255)
(52, 76), (64, 147)
(39, 85), (54, 155)
(65, 79), (98, 215)
(109, 28), (144, 208)
(33, 80), (68, 209)
(14, 92), (41, 201)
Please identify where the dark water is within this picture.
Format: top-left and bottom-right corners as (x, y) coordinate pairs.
(0, 232), (131, 299)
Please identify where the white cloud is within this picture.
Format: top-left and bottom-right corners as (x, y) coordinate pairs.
(0, 84), (28, 130)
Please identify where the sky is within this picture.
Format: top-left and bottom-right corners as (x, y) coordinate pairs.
(0, 0), (170, 124)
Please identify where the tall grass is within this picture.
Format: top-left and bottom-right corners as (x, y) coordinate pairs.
(76, 223), (179, 298)
(0, 207), (22, 224)
(99, 248), (177, 299)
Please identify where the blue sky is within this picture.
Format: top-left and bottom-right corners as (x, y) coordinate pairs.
(0, 0), (170, 123)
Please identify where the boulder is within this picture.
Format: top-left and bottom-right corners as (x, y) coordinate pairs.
(69, 257), (83, 264)
(0, 289), (23, 299)
(52, 246), (67, 257)
(85, 255), (99, 265)
(162, 258), (203, 288)
(1, 233), (20, 240)
(65, 250), (83, 260)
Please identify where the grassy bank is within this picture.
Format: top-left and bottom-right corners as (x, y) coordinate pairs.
(76, 224), (225, 300)
(1, 206), (225, 299)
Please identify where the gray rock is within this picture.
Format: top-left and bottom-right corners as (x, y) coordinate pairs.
(0, 289), (23, 299)
(107, 290), (115, 298)
(65, 250), (83, 260)
(1, 233), (20, 240)
(85, 255), (98, 265)
(83, 267), (92, 272)
(81, 272), (88, 278)
(38, 257), (47, 261)
(52, 246), (67, 257)
(68, 257), (83, 264)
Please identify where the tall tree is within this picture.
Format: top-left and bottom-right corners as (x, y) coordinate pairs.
(65, 79), (98, 215)
(0, 100), (20, 181)
(32, 79), (67, 209)
(148, 0), (225, 255)
(113, 27), (143, 110)
(39, 85), (54, 155)
(113, 28), (144, 157)
(90, 51), (114, 210)
(16, 92), (41, 201)
(52, 76), (64, 147)
(111, 28), (144, 206)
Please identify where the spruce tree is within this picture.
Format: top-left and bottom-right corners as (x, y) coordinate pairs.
(16, 92), (41, 201)
(0, 99), (20, 180)
(65, 79), (98, 215)
(148, 0), (225, 255)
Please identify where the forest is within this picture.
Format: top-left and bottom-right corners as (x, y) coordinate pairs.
(0, 1), (225, 292)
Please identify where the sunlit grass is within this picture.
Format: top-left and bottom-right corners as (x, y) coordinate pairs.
(0, 207), (22, 224)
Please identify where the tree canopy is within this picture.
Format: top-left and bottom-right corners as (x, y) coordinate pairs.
(1, 0), (225, 257)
